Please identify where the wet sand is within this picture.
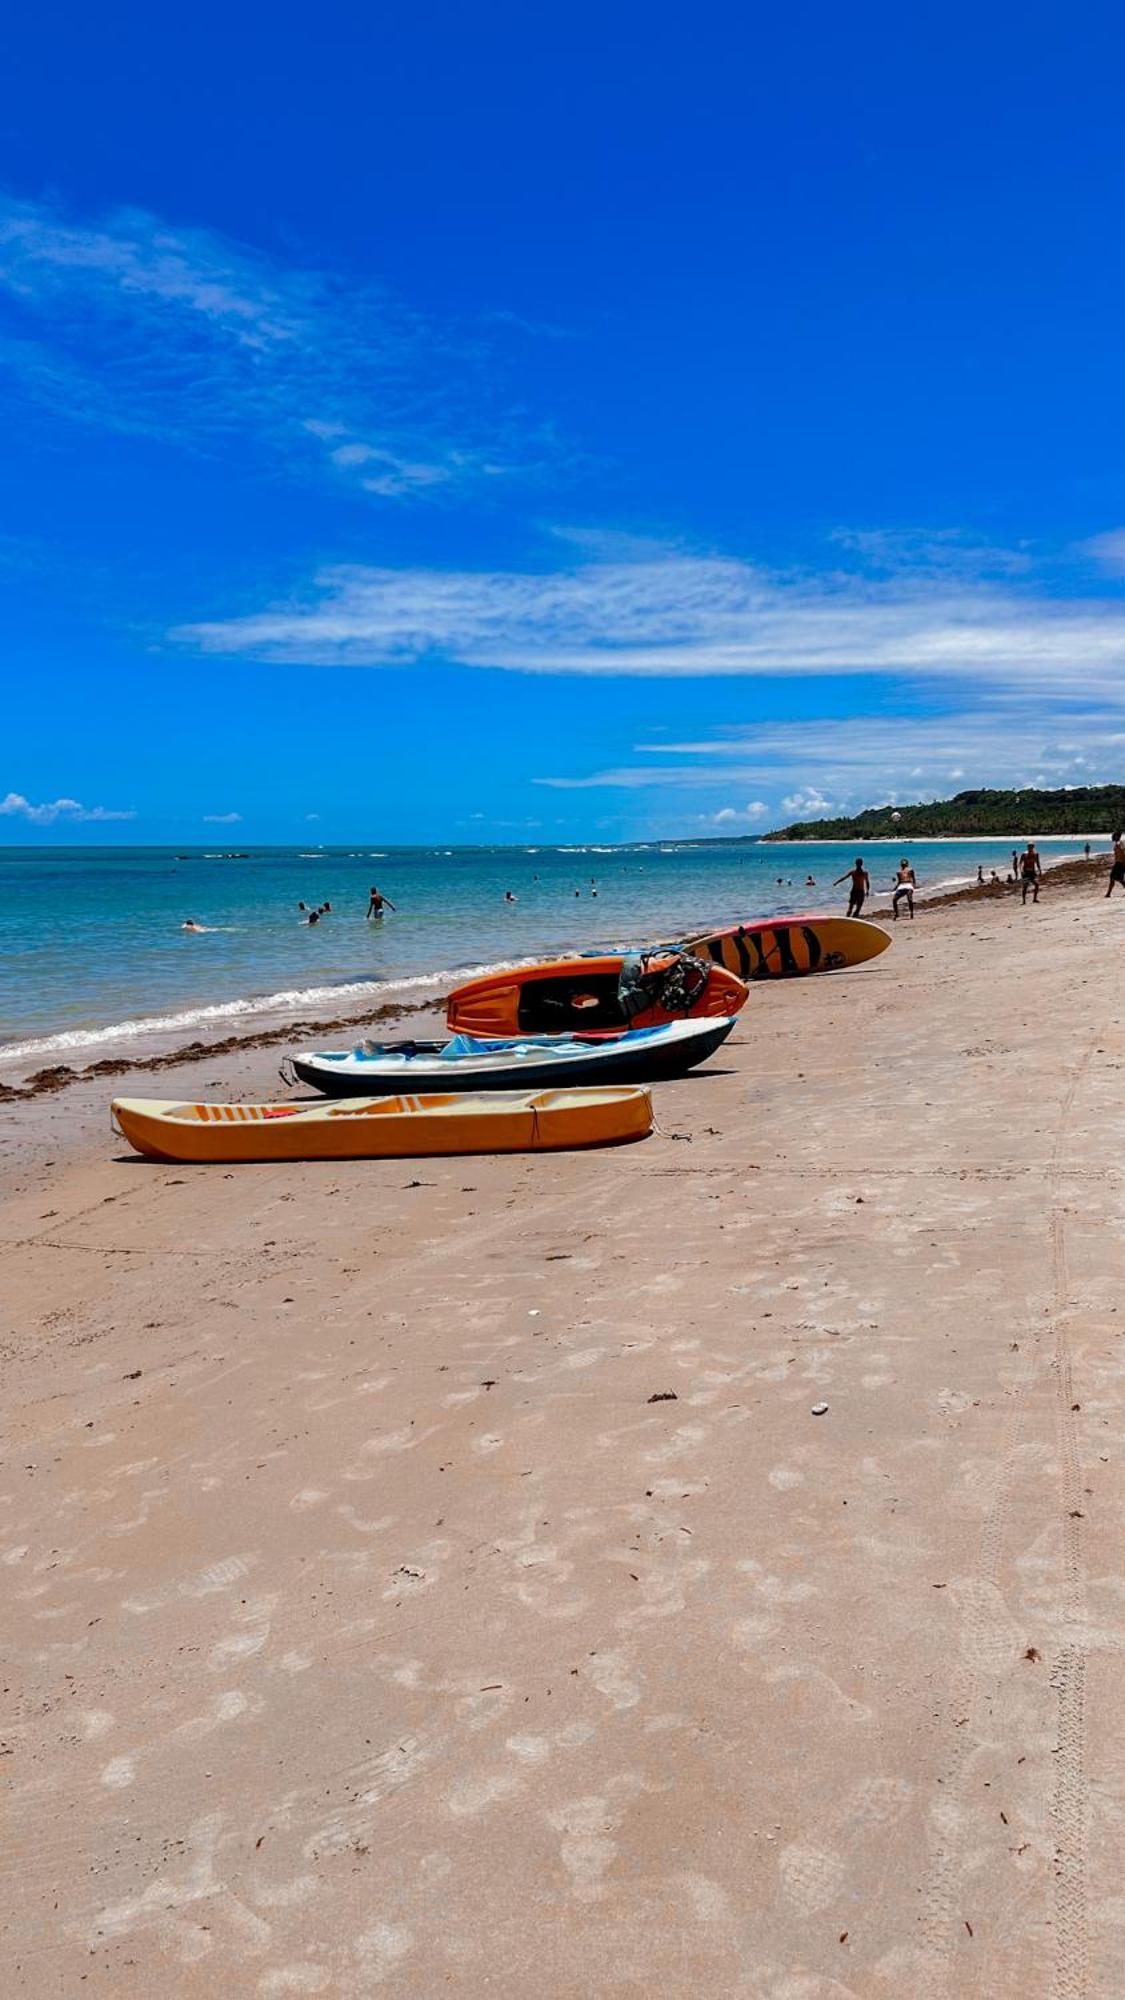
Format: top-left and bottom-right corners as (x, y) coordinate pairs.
(3, 872), (1124, 1996)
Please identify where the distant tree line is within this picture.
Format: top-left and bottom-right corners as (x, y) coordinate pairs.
(760, 785), (1125, 841)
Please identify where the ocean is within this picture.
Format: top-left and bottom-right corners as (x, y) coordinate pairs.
(0, 836), (1101, 1062)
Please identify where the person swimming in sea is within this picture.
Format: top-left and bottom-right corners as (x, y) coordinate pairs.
(504, 889), (517, 903)
(182, 919), (205, 932)
(367, 885), (397, 919)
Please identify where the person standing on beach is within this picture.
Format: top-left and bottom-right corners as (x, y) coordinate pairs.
(834, 857), (870, 916)
(1106, 832), (1125, 898)
(1011, 848), (1019, 879)
(892, 858), (917, 920)
(367, 885), (397, 919)
(1020, 843), (1043, 904)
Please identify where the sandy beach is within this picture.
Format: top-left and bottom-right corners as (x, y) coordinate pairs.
(3, 867), (1124, 1996)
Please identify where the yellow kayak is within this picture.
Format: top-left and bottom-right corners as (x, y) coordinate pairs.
(111, 1087), (654, 1164)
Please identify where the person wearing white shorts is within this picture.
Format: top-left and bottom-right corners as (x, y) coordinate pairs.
(892, 858), (917, 920)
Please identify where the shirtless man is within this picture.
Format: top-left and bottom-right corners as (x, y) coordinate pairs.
(1106, 832), (1125, 898)
(892, 858), (917, 920)
(1020, 842), (1043, 904)
(834, 857), (870, 917)
(366, 885), (397, 919)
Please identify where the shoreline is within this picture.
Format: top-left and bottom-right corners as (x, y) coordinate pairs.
(762, 831), (1114, 844)
(868, 847), (1104, 914)
(0, 994), (433, 1105)
(2, 840), (1107, 1078)
(0, 852), (1113, 1111)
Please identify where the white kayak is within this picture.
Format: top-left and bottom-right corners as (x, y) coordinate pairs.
(286, 1014), (736, 1097)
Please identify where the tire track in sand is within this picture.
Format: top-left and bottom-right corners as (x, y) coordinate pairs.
(914, 1343), (1037, 1992)
(1045, 1038), (1097, 2000)
(915, 1037), (1097, 1998)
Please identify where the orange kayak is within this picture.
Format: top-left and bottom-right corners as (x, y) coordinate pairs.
(111, 1087), (654, 1163)
(446, 950), (748, 1037)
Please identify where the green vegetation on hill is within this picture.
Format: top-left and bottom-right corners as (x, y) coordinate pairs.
(762, 785), (1125, 841)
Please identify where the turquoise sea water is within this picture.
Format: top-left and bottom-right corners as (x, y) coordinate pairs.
(0, 837), (1101, 1060)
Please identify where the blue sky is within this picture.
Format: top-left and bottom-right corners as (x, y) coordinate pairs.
(3, 0), (1125, 843)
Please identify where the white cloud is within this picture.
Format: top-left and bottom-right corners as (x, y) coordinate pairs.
(175, 542), (1125, 698)
(304, 812), (319, 821)
(781, 787), (832, 816)
(712, 801), (768, 823)
(202, 811), (242, 823)
(0, 790), (134, 825)
(0, 196), (552, 499)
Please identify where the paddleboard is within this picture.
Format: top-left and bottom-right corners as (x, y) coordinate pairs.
(681, 915), (891, 980)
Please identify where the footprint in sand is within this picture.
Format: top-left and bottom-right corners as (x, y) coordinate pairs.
(585, 1649), (642, 1709)
(777, 1772), (914, 1913)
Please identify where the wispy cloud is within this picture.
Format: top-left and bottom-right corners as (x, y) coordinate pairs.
(176, 541), (1125, 696)
(535, 710), (1125, 816)
(0, 194), (553, 498)
(828, 525), (1034, 581)
(0, 790), (134, 824)
(1081, 528), (1125, 576)
(202, 811), (242, 824)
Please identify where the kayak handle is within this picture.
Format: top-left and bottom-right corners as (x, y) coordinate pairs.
(278, 1059), (297, 1089)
